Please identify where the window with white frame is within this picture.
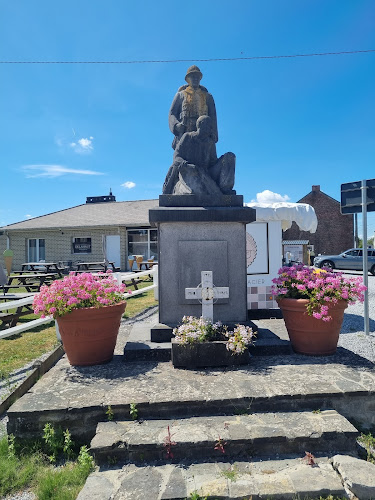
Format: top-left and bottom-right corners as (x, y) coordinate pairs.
(127, 229), (157, 260)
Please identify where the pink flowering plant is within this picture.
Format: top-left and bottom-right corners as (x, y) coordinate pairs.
(173, 315), (256, 354)
(33, 272), (128, 318)
(272, 265), (366, 322)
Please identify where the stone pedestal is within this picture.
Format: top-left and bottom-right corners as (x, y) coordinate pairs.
(149, 197), (255, 330)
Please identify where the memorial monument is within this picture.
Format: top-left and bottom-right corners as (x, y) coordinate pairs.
(149, 66), (256, 337)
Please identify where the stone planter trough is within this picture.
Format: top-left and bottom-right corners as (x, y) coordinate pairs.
(171, 339), (250, 368)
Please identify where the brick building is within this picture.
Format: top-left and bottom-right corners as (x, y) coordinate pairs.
(283, 185), (354, 256)
(0, 195), (158, 272)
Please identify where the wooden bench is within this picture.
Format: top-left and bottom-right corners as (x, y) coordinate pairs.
(0, 309), (32, 327)
(2, 284), (41, 291)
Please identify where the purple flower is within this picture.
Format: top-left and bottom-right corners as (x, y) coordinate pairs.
(271, 265), (366, 322)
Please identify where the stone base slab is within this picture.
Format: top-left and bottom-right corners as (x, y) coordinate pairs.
(149, 205), (255, 224)
(150, 323), (173, 342)
(159, 193), (243, 207)
(123, 320), (292, 362)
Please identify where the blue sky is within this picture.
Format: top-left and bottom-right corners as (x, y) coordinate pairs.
(1, 1), (375, 238)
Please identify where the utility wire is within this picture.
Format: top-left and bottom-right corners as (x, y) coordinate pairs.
(0, 49), (374, 64)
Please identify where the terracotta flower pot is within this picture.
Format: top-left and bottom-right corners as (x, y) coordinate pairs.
(56, 302), (126, 366)
(277, 298), (348, 355)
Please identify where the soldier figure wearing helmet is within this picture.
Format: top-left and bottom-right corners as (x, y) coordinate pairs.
(163, 66), (236, 196)
(169, 65), (218, 150)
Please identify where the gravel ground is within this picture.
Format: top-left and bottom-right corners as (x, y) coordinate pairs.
(338, 273), (375, 362)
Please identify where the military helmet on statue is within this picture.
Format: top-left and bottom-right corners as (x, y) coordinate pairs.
(185, 65), (203, 82)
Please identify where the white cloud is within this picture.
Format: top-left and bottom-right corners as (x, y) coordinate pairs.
(121, 181), (136, 189)
(70, 136), (94, 154)
(25, 214), (33, 219)
(22, 164), (104, 178)
(249, 190), (291, 204)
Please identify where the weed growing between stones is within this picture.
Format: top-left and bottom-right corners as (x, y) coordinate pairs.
(220, 464), (238, 481)
(129, 402), (138, 420)
(107, 455), (118, 465)
(164, 425), (176, 459)
(232, 402), (253, 415)
(302, 451), (317, 466)
(316, 497), (348, 500)
(358, 431), (375, 463)
(43, 423), (75, 463)
(63, 428), (74, 460)
(106, 405), (114, 421)
(214, 436), (226, 454)
(186, 492), (208, 500)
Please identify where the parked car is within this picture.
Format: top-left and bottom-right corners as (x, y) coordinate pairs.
(314, 248), (375, 275)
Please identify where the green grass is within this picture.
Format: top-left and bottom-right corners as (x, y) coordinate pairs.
(0, 278), (157, 380)
(123, 277), (158, 318)
(0, 431), (94, 499)
(358, 431), (375, 463)
(0, 323), (57, 380)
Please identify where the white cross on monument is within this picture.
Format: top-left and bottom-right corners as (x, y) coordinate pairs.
(185, 271), (229, 322)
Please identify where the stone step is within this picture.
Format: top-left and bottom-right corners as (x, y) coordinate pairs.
(123, 321), (292, 362)
(77, 455), (351, 500)
(90, 410), (358, 465)
(8, 351), (375, 442)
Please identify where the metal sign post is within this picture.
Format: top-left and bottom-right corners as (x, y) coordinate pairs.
(341, 178), (375, 335)
(361, 180), (369, 335)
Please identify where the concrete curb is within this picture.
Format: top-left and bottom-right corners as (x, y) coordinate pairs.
(0, 344), (65, 415)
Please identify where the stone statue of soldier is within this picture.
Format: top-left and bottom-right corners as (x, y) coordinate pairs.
(163, 66), (236, 196)
(169, 65), (218, 150)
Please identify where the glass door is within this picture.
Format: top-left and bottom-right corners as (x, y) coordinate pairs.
(28, 239), (46, 262)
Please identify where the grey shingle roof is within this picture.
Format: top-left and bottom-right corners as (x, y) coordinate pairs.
(2, 199), (159, 231)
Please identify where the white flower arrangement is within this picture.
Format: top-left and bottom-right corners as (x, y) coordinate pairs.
(173, 316), (256, 355)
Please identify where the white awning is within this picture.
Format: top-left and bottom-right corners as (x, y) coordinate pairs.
(245, 202), (317, 233)
(282, 240), (310, 245)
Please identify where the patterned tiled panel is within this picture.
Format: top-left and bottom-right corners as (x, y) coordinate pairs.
(247, 285), (278, 310)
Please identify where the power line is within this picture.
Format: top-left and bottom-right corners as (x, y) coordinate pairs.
(0, 49), (374, 64)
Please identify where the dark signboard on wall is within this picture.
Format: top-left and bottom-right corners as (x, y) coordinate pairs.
(72, 238), (92, 254)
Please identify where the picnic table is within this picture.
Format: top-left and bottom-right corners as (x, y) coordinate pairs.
(139, 261), (158, 270)
(75, 261), (119, 272)
(22, 262), (64, 278)
(0, 293), (36, 328)
(2, 273), (58, 293)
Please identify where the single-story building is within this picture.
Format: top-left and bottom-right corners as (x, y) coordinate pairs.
(0, 194), (159, 272)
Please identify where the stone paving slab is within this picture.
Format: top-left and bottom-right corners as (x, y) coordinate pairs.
(331, 454), (375, 500)
(76, 456), (348, 500)
(91, 410), (358, 464)
(7, 339), (375, 441)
